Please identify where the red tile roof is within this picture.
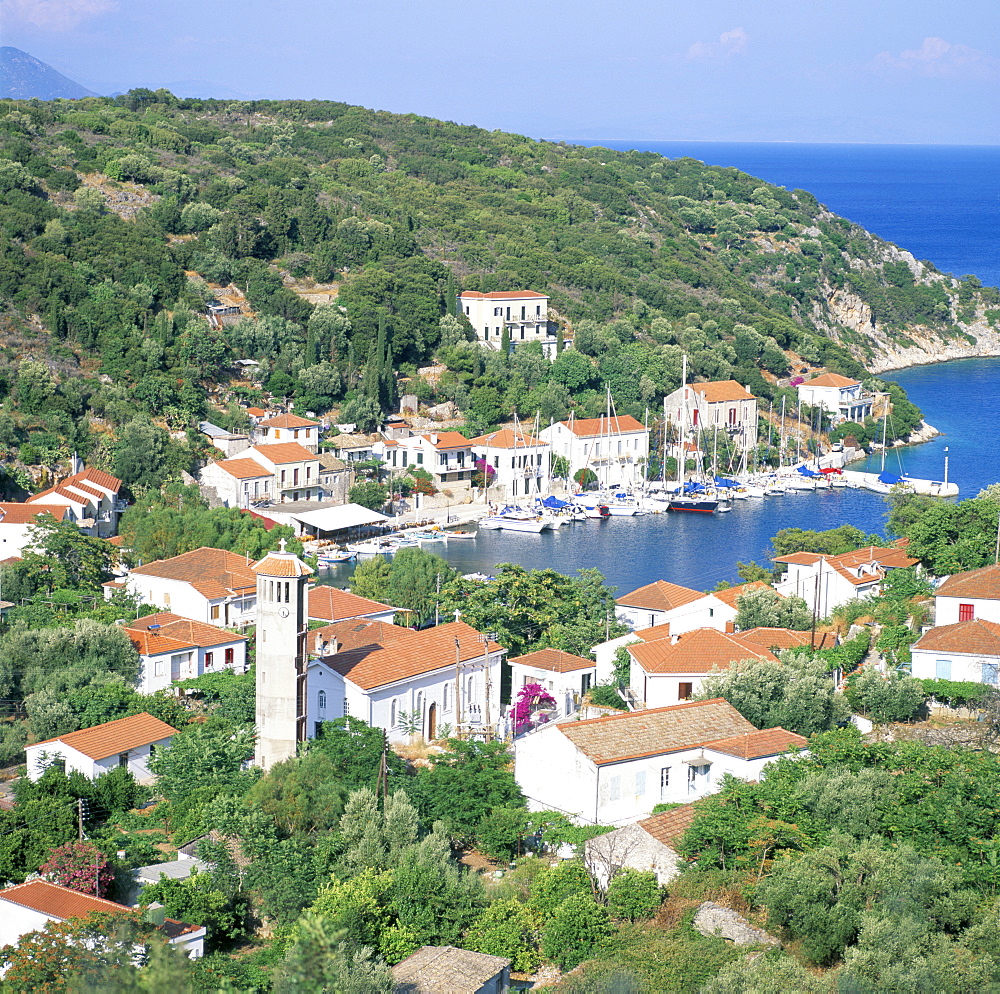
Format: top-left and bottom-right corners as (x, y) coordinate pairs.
(558, 415), (646, 438)
(308, 585), (396, 621)
(311, 618), (412, 652)
(913, 618), (1000, 655)
(418, 431), (473, 451)
(739, 627), (838, 650)
(628, 628), (776, 675)
(558, 698), (757, 765)
(509, 648), (595, 673)
(253, 552), (313, 577)
(322, 621), (502, 691)
(711, 581), (773, 609)
(249, 442), (317, 464)
(0, 503), (69, 525)
(706, 727), (807, 760)
(129, 547), (257, 601)
(691, 380), (755, 403)
(213, 457), (271, 480)
(617, 579), (704, 612)
(637, 804), (698, 847)
(31, 712), (178, 761)
(936, 564), (1000, 601)
(259, 414), (319, 429)
(127, 630), (195, 655)
(129, 612), (247, 648)
(458, 290), (547, 299)
(25, 484), (90, 506)
(0, 880), (133, 921)
(803, 373), (859, 388)
(469, 428), (546, 449)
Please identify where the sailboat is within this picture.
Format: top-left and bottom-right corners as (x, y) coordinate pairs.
(667, 356), (719, 513)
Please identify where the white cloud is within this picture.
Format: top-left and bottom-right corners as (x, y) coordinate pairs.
(687, 26), (747, 62)
(873, 36), (999, 81)
(1, 0), (118, 31)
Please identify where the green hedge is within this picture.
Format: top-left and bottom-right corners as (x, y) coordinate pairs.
(919, 678), (992, 708)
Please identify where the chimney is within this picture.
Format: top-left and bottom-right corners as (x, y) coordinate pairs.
(431, 433), (439, 445)
(671, 633), (680, 645)
(725, 621), (735, 633)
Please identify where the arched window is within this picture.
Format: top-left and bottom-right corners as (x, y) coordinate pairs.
(416, 692), (423, 714)
(318, 690), (327, 710)
(467, 676), (474, 702)
(391, 699), (397, 726)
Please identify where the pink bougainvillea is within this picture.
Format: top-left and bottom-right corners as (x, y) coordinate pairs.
(39, 841), (113, 897)
(513, 682), (556, 734)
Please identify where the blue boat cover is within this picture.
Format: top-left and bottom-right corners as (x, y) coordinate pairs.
(714, 476), (738, 487)
(683, 481), (706, 493)
(541, 496), (568, 509)
(878, 471), (907, 485)
(797, 466), (821, 477)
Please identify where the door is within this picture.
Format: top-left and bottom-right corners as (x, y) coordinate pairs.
(427, 703), (437, 741)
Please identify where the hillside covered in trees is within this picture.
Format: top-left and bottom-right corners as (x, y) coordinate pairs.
(0, 90), (997, 488)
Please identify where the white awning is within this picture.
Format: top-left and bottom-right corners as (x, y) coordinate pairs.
(290, 503), (389, 533)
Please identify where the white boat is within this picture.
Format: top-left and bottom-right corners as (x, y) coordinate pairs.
(316, 549), (356, 566)
(347, 538), (397, 555)
(444, 530), (476, 540)
(603, 493), (642, 516)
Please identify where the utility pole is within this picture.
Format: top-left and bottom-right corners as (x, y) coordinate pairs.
(375, 729), (389, 807)
(481, 632), (497, 741)
(77, 797), (84, 841)
(435, 573), (441, 627)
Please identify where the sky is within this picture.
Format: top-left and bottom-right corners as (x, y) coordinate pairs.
(2, 0), (998, 144)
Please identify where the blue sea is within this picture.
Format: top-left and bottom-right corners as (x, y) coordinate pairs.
(321, 143), (1000, 595)
(572, 141), (1000, 289)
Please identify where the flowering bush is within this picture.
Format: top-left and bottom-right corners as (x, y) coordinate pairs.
(513, 683), (556, 734)
(40, 841), (113, 897)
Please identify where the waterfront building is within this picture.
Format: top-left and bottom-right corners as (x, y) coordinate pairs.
(514, 698), (805, 825)
(469, 427), (551, 502)
(797, 373), (875, 424)
(539, 414), (649, 489)
(662, 379), (759, 449)
(376, 431), (475, 487)
(615, 579), (715, 631)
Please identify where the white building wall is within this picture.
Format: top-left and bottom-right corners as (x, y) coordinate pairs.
(25, 737), (172, 783)
(509, 662), (595, 717)
(0, 521), (40, 559)
(935, 595), (1000, 627)
(0, 901), (52, 956)
(629, 663), (710, 709)
(514, 722), (599, 821)
(593, 633), (642, 684)
(911, 647), (1000, 685)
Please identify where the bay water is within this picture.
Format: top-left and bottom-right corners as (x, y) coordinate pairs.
(321, 143), (1000, 596)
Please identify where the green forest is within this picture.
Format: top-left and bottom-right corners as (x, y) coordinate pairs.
(1, 90), (994, 492)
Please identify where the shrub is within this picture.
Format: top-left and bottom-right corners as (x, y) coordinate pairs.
(606, 869), (662, 921)
(541, 893), (614, 970)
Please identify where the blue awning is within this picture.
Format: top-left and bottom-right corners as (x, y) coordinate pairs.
(541, 496), (568, 509)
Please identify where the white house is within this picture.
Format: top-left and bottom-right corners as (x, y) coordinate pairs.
(124, 547), (258, 628)
(615, 579), (717, 632)
(627, 628), (779, 709)
(25, 712), (179, 783)
(125, 613), (248, 694)
(0, 881), (205, 962)
(585, 804), (697, 888)
(513, 698), (806, 825)
(911, 618), (1000, 685)
(797, 372), (874, 424)
(773, 545), (918, 616)
(198, 457), (273, 510)
(539, 415), (649, 490)
(243, 442), (321, 504)
(933, 564), (1000, 626)
(662, 380), (759, 449)
(26, 467), (125, 539)
(470, 428), (551, 502)
(509, 648), (596, 718)
(312, 621), (504, 743)
(0, 503), (71, 559)
(254, 413), (320, 453)
(376, 431), (475, 488)
(457, 290), (552, 352)
(307, 585), (398, 624)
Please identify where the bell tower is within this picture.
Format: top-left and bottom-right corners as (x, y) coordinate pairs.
(253, 542), (313, 771)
